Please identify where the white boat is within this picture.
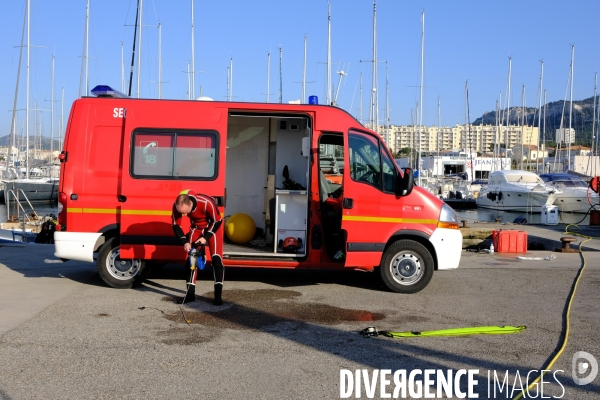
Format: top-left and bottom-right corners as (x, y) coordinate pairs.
(539, 173), (600, 213)
(477, 170), (561, 212)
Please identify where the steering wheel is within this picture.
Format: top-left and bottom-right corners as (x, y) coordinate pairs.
(359, 170), (379, 185)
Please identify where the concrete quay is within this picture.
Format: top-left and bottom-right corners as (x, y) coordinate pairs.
(0, 227), (599, 399)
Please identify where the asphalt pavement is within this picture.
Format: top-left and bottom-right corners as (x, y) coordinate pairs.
(0, 231), (599, 399)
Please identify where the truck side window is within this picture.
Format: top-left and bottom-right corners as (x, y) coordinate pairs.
(349, 132), (382, 189)
(348, 130), (396, 193)
(132, 130), (217, 179)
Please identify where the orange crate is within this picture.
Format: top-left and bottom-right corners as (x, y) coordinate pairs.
(492, 230), (528, 253)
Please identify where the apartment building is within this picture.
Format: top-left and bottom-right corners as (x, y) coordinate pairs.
(373, 124), (539, 155)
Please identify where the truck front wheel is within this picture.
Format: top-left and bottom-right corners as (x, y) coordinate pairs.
(380, 239), (434, 293)
(97, 237), (149, 289)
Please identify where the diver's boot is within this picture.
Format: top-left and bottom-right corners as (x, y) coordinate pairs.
(213, 283), (223, 306)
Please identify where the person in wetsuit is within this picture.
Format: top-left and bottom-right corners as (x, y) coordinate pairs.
(172, 190), (224, 305)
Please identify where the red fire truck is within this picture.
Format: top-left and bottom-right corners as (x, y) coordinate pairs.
(54, 85), (462, 293)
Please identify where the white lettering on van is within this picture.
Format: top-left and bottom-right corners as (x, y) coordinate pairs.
(113, 108), (125, 118)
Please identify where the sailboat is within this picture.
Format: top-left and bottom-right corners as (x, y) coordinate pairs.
(1, 0), (59, 204)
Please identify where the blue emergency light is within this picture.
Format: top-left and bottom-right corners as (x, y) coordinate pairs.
(90, 85), (129, 98)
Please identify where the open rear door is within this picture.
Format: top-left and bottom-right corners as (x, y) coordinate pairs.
(117, 101), (227, 261)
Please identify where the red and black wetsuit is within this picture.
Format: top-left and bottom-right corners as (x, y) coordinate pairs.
(172, 190), (224, 285)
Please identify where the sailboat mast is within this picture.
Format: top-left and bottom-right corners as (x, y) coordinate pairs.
(51, 56), (55, 158)
(369, 1), (376, 127)
(7, 4), (26, 172)
(359, 73), (363, 123)
(327, 2), (331, 105)
(137, 0), (143, 98)
(504, 57), (512, 171)
(536, 61), (544, 173)
(279, 46), (283, 104)
(190, 0), (195, 99)
(418, 9), (424, 186)
(158, 23), (162, 99)
(521, 84), (525, 171)
(543, 89), (546, 173)
(127, 0), (139, 97)
(437, 97), (441, 161)
(121, 42), (124, 92)
(385, 64), (389, 150)
(567, 45), (574, 171)
(302, 36), (307, 104)
(229, 57), (233, 101)
(593, 73), (597, 159)
(85, 0), (90, 96)
(26, 0), (30, 179)
(266, 52), (270, 103)
(60, 87), (64, 151)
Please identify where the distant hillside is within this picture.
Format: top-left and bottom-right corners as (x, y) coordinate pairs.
(473, 96), (599, 146)
(0, 135), (61, 151)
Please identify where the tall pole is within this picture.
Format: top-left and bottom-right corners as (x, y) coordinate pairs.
(121, 42), (125, 92)
(536, 61), (544, 173)
(137, 0), (143, 98)
(466, 82), (474, 181)
(593, 73), (597, 159)
(543, 90), (546, 172)
(417, 9), (424, 186)
(369, 1), (376, 127)
(8, 3), (26, 172)
(385, 64), (389, 149)
(521, 85), (525, 170)
(51, 56), (55, 158)
(60, 87), (64, 151)
(279, 46), (283, 104)
(266, 52), (270, 103)
(127, 0), (139, 97)
(26, 0), (30, 178)
(229, 57), (233, 101)
(302, 35), (307, 104)
(437, 96), (441, 161)
(359, 73), (363, 123)
(191, 0), (195, 99)
(505, 57), (512, 169)
(85, 0), (90, 96)
(326, 2), (331, 105)
(567, 45), (574, 171)
(186, 62), (190, 100)
(158, 23), (162, 99)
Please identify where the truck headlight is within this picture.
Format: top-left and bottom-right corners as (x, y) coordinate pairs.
(437, 203), (459, 229)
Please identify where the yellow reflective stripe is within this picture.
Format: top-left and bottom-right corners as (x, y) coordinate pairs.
(67, 208), (83, 213)
(121, 209), (172, 216)
(84, 208), (119, 214)
(343, 215), (438, 225)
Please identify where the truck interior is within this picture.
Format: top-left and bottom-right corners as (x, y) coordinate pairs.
(224, 114), (311, 259)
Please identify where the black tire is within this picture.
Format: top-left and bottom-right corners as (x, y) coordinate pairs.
(379, 239), (434, 294)
(97, 237), (150, 289)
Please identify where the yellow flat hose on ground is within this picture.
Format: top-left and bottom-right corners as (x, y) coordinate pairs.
(382, 325), (526, 338)
(512, 224), (599, 400)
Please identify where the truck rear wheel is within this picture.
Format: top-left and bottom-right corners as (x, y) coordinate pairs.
(380, 239), (434, 293)
(97, 237), (149, 289)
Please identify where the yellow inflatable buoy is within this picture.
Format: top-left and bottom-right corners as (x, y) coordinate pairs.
(225, 213), (256, 244)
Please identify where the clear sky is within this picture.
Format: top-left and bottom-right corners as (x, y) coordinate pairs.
(1, 0), (599, 140)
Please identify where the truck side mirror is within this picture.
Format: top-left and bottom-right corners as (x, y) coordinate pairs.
(396, 168), (414, 197)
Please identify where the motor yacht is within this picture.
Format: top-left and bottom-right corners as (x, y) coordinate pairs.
(539, 173), (599, 213)
(477, 170), (561, 212)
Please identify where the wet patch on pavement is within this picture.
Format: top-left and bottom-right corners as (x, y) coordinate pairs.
(161, 288), (385, 331)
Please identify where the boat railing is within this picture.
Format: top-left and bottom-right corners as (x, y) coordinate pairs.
(6, 189), (38, 223)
